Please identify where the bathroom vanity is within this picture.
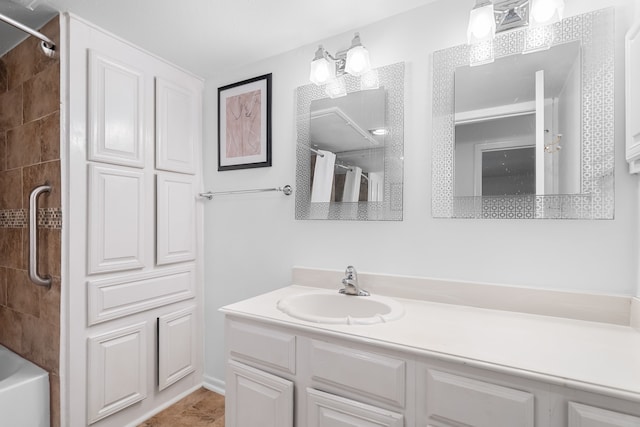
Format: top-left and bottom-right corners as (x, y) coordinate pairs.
(221, 268), (640, 427)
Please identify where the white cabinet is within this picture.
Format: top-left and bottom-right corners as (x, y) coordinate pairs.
(66, 15), (203, 427)
(87, 323), (147, 424)
(569, 402), (640, 427)
(224, 316), (640, 427)
(307, 388), (404, 427)
(424, 369), (534, 427)
(226, 360), (294, 427)
(155, 77), (198, 174)
(158, 306), (197, 391)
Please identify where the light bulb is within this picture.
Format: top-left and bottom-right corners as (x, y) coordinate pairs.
(310, 58), (331, 85)
(467, 2), (496, 44)
(345, 46), (371, 76)
(530, 0), (564, 26)
(471, 13), (494, 39)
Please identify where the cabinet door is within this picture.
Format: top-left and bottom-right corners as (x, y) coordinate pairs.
(569, 402), (640, 427)
(307, 388), (404, 427)
(425, 369), (534, 427)
(226, 360), (293, 427)
(156, 173), (196, 265)
(155, 77), (198, 174)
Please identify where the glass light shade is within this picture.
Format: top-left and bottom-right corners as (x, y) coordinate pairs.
(530, 0), (564, 26)
(309, 56), (333, 86)
(345, 45), (371, 76)
(467, 2), (496, 44)
(360, 69), (379, 90)
(324, 76), (347, 98)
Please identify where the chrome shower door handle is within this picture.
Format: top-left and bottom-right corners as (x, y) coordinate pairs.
(29, 184), (52, 288)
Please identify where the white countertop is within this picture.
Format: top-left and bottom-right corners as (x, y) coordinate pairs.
(221, 284), (640, 402)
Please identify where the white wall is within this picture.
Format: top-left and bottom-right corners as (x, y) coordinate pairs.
(202, 0), (639, 386)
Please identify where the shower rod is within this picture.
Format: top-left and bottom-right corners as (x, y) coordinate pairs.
(0, 12), (56, 57)
(199, 185), (293, 200)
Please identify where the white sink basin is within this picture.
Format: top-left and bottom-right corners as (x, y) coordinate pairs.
(276, 291), (404, 325)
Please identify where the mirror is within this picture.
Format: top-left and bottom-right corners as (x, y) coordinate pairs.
(296, 62), (404, 220)
(432, 8), (614, 219)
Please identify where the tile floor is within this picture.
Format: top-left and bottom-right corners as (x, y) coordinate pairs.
(138, 388), (225, 427)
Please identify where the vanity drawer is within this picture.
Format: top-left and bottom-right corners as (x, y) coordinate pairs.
(227, 319), (296, 374)
(425, 369), (534, 427)
(309, 339), (406, 407)
(307, 388), (404, 427)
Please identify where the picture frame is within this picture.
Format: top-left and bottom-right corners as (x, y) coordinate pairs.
(217, 73), (272, 171)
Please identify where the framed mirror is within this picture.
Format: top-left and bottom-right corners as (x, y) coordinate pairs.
(432, 8), (614, 219)
(295, 62), (404, 220)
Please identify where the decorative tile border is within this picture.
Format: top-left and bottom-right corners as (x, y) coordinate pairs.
(0, 208), (62, 229)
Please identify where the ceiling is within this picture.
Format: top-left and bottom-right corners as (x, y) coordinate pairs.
(0, 0), (439, 77)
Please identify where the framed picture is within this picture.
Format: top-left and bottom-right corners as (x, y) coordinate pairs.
(218, 73), (272, 171)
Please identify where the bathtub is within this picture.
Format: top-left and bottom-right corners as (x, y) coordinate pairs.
(0, 345), (50, 427)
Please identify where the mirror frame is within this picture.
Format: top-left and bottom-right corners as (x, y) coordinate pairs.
(295, 62), (405, 221)
(432, 8), (614, 219)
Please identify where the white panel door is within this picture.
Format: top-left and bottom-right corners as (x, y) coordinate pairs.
(226, 360), (293, 427)
(88, 164), (145, 274)
(569, 402), (640, 427)
(87, 323), (147, 424)
(155, 77), (197, 174)
(88, 50), (145, 168)
(158, 306), (196, 391)
(425, 369), (535, 427)
(156, 173), (196, 265)
(307, 388), (404, 427)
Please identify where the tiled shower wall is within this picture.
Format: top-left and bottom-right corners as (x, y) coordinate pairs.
(0, 16), (61, 427)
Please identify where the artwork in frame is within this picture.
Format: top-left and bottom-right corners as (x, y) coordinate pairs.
(217, 73), (272, 171)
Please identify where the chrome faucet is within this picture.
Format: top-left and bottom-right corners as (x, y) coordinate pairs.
(339, 266), (369, 296)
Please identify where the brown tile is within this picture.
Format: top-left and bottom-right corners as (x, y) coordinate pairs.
(0, 86), (23, 132)
(37, 228), (61, 279)
(0, 267), (6, 306)
(6, 268), (40, 317)
(0, 59), (7, 93)
(40, 111), (60, 162)
(0, 131), (6, 171)
(21, 314), (59, 373)
(3, 34), (41, 90)
(0, 228), (24, 269)
(0, 306), (24, 353)
(50, 373), (60, 427)
(7, 120), (41, 169)
(40, 276), (60, 327)
(22, 160), (61, 209)
(0, 168), (22, 209)
(23, 64), (59, 123)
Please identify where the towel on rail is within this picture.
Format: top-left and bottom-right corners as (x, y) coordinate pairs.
(342, 166), (362, 203)
(311, 149), (336, 203)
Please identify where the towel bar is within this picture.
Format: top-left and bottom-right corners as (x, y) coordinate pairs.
(199, 185), (293, 200)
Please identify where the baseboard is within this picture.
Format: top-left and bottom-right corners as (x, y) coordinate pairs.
(126, 383), (203, 427)
(203, 375), (226, 395)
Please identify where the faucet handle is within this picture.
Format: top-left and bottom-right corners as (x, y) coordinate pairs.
(345, 265), (357, 279)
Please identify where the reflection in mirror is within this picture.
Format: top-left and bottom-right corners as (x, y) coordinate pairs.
(432, 8), (614, 219)
(296, 62), (404, 221)
(454, 41), (581, 198)
(310, 89), (386, 203)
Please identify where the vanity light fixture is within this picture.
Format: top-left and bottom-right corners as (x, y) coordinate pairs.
(467, 0), (565, 44)
(309, 32), (373, 98)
